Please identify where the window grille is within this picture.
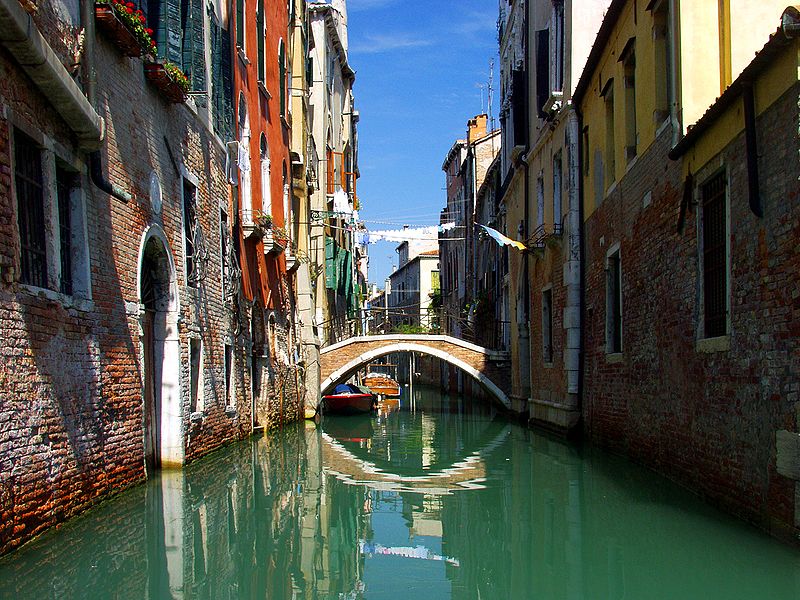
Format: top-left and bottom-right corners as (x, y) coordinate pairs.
(183, 179), (198, 287)
(543, 288), (553, 362)
(14, 130), (47, 288)
(607, 250), (622, 353)
(702, 172), (727, 337)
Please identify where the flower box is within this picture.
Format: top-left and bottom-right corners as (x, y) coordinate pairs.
(144, 62), (188, 103)
(263, 230), (286, 255)
(95, 3), (145, 57)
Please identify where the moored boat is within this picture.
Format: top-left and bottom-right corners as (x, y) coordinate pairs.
(322, 383), (377, 416)
(363, 373), (401, 398)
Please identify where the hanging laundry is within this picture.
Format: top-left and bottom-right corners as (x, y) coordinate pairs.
(478, 224), (526, 250)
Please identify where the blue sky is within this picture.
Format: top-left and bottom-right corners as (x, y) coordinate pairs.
(345, 0), (499, 285)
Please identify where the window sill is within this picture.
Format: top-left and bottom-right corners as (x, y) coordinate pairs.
(605, 352), (624, 364)
(696, 335), (730, 353)
(258, 81), (271, 99)
(19, 284), (94, 312)
(237, 47), (250, 67)
(543, 361), (554, 369)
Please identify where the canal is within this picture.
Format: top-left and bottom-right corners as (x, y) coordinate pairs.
(2, 386), (799, 599)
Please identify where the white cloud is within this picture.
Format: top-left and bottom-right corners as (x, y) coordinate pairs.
(350, 32), (435, 54)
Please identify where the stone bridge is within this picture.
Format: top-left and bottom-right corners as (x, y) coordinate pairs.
(320, 335), (512, 409)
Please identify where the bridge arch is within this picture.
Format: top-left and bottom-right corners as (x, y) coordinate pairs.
(320, 336), (511, 410)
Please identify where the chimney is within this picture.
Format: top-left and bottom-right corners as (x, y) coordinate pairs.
(467, 114), (488, 143)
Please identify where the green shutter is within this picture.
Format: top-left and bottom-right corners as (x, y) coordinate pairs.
(236, 0), (244, 48)
(256, 0), (264, 82)
(209, 13), (234, 140)
(181, 0), (206, 102)
(165, 0), (182, 64)
(325, 237), (335, 289)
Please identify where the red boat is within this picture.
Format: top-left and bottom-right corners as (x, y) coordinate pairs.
(322, 384), (377, 416)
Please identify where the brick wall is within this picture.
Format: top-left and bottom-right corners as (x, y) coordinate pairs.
(583, 84), (800, 541)
(0, 1), (296, 555)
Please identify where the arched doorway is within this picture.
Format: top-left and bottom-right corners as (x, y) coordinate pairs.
(140, 229), (182, 475)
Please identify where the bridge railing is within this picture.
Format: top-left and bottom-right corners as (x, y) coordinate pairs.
(359, 307), (511, 351)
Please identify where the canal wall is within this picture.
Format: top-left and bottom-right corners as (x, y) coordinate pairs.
(582, 63), (800, 542)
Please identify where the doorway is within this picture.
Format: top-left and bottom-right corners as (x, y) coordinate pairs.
(140, 232), (182, 475)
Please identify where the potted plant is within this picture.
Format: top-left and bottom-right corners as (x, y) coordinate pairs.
(144, 60), (190, 103)
(95, 0), (157, 58)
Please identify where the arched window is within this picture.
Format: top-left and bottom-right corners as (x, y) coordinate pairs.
(238, 93), (252, 222)
(282, 162), (289, 237)
(260, 133), (271, 216)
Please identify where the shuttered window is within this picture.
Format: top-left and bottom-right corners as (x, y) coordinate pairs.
(210, 11), (234, 140)
(14, 130), (47, 289)
(181, 0), (206, 101)
(256, 0), (265, 83)
(325, 236), (336, 289)
(278, 39), (286, 118)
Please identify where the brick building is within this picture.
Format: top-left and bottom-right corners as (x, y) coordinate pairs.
(576, 1), (800, 541)
(0, 0), (306, 555)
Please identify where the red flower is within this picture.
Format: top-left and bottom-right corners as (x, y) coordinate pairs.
(138, 14), (145, 21)
(125, 6), (133, 12)
(145, 28), (153, 34)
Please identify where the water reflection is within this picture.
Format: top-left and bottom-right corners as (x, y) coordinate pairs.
(1, 387), (800, 599)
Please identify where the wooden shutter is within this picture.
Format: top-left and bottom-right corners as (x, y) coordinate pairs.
(325, 236), (336, 289)
(256, 0), (264, 82)
(181, 0), (206, 102)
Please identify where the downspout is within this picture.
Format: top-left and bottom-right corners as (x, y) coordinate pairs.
(668, 0), (681, 146)
(574, 105), (586, 437)
(82, 0), (132, 203)
(742, 83), (763, 218)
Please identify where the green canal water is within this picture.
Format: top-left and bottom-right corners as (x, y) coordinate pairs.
(2, 386), (800, 599)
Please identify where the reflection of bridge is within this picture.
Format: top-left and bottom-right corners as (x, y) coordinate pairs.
(321, 423), (511, 495)
(320, 335), (512, 408)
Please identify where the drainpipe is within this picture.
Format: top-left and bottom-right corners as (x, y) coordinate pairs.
(668, 0), (681, 146)
(575, 105), (586, 437)
(565, 107), (582, 428)
(81, 0), (132, 203)
(742, 83), (763, 218)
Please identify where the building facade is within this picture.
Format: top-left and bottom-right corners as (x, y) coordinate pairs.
(575, 0), (800, 541)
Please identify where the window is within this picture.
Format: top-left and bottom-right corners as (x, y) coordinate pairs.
(701, 172), (728, 338)
(260, 133), (271, 214)
(15, 130), (47, 288)
(189, 337), (204, 413)
(621, 40), (637, 162)
(210, 13), (234, 140)
(603, 80), (616, 188)
(553, 152), (562, 227)
(536, 174), (545, 229)
(146, 0), (205, 94)
(542, 288), (553, 363)
(256, 0), (265, 82)
(278, 39), (286, 118)
(535, 29), (550, 117)
(551, 0), (564, 94)
(183, 178), (198, 287)
(56, 165), (75, 295)
(220, 209), (229, 300)
(652, 0), (673, 124)
(606, 247), (622, 353)
(235, 0), (244, 50)
(224, 343), (233, 404)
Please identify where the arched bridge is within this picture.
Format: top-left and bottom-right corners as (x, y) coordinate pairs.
(320, 335), (512, 409)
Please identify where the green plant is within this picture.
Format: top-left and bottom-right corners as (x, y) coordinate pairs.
(253, 211), (273, 229)
(97, 0), (158, 56)
(163, 61), (190, 92)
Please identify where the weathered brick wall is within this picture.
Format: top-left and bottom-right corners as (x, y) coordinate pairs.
(0, 2), (278, 554)
(529, 241), (567, 404)
(583, 84), (800, 541)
